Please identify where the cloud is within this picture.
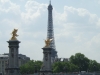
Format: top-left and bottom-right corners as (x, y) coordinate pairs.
(21, 0), (47, 24)
(0, 0), (47, 37)
(0, 0), (20, 14)
(53, 5), (100, 62)
(0, 0), (100, 62)
(97, 19), (100, 27)
(54, 6), (100, 38)
(0, 0), (48, 60)
(98, 0), (100, 4)
(0, 0), (9, 3)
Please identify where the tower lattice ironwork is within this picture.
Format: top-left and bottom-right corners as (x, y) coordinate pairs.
(47, 0), (58, 60)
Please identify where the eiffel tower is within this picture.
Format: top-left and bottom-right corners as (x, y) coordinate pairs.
(47, 0), (58, 62)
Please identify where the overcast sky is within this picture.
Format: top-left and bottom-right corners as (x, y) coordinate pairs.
(0, 0), (100, 62)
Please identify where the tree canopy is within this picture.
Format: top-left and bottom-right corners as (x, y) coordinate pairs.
(20, 60), (42, 74)
(69, 53), (90, 72)
(69, 53), (100, 72)
(20, 53), (100, 74)
(52, 61), (79, 73)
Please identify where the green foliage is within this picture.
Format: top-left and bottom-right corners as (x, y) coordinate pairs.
(69, 63), (79, 72)
(52, 61), (79, 73)
(88, 60), (100, 72)
(20, 53), (100, 73)
(52, 62), (63, 73)
(69, 53), (100, 72)
(20, 60), (42, 74)
(70, 53), (90, 72)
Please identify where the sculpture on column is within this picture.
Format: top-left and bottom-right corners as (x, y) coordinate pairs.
(40, 38), (52, 73)
(44, 39), (52, 47)
(6, 28), (20, 75)
(10, 29), (18, 40)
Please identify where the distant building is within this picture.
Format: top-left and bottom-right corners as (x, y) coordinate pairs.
(54, 58), (69, 62)
(0, 53), (30, 75)
(63, 58), (69, 62)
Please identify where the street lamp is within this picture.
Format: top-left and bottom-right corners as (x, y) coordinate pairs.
(34, 64), (37, 73)
(63, 66), (67, 73)
(93, 65), (95, 73)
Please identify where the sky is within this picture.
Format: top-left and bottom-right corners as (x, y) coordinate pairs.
(0, 0), (100, 62)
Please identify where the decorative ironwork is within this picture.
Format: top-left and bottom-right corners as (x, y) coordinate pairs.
(47, 1), (58, 59)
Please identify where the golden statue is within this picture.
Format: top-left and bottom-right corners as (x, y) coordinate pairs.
(10, 29), (18, 40)
(44, 38), (52, 47)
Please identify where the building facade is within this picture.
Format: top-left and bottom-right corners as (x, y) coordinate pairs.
(0, 53), (30, 75)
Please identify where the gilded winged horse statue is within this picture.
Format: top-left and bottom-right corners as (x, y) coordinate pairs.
(10, 29), (18, 40)
(44, 38), (52, 47)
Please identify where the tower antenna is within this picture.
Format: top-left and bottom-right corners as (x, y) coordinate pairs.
(50, 0), (51, 4)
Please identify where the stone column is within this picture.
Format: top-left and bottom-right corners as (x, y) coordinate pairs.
(40, 47), (52, 74)
(5, 40), (21, 75)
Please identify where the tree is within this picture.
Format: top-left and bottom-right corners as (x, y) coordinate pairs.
(20, 60), (42, 74)
(34, 60), (43, 72)
(52, 62), (63, 73)
(88, 60), (100, 72)
(69, 63), (79, 72)
(52, 61), (79, 73)
(70, 53), (90, 72)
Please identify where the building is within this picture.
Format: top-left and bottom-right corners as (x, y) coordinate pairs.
(47, 0), (58, 62)
(0, 53), (30, 75)
(0, 54), (8, 75)
(18, 54), (30, 66)
(54, 58), (69, 62)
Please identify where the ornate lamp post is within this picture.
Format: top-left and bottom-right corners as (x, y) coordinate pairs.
(34, 64), (37, 73)
(63, 66), (67, 73)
